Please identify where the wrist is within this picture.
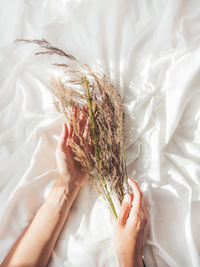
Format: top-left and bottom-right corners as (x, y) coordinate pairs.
(48, 178), (82, 213)
(134, 253), (143, 267)
(117, 253), (143, 267)
(117, 253), (134, 267)
(136, 258), (144, 267)
(56, 173), (82, 192)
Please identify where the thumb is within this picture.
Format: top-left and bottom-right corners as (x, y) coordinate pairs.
(117, 194), (132, 227)
(59, 123), (68, 148)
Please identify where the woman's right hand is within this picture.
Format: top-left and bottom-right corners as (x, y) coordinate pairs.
(55, 105), (92, 190)
(114, 178), (150, 267)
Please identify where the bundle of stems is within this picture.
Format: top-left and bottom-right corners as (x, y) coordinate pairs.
(16, 39), (129, 218)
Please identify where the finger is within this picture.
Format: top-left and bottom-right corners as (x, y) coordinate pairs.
(58, 123), (68, 148)
(117, 194), (132, 227)
(83, 104), (89, 114)
(69, 124), (73, 138)
(72, 106), (78, 119)
(78, 111), (86, 134)
(72, 135), (80, 146)
(88, 139), (94, 154)
(69, 106), (77, 138)
(63, 123), (68, 140)
(83, 118), (90, 140)
(127, 178), (143, 224)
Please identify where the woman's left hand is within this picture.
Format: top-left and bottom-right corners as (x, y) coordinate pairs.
(114, 178), (150, 267)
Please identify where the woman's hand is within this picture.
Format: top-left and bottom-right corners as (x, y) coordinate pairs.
(55, 105), (91, 190)
(2, 106), (93, 267)
(114, 178), (150, 267)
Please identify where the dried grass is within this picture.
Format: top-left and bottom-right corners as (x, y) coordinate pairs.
(16, 39), (129, 217)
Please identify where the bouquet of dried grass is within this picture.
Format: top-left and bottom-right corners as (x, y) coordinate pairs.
(16, 39), (129, 218)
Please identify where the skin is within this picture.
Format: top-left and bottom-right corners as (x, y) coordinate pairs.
(2, 105), (149, 267)
(114, 178), (150, 267)
(2, 106), (90, 267)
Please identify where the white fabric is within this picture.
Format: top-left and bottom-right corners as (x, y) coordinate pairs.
(0, 0), (200, 266)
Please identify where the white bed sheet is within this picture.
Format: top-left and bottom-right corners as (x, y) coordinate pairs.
(0, 0), (200, 266)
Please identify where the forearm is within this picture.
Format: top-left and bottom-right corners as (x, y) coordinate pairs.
(2, 180), (81, 267)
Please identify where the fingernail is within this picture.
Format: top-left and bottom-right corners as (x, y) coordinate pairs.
(124, 194), (131, 204)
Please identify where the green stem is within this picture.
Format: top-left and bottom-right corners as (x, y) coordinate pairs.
(120, 122), (129, 194)
(120, 125), (125, 197)
(84, 75), (117, 218)
(93, 170), (117, 218)
(103, 178), (117, 218)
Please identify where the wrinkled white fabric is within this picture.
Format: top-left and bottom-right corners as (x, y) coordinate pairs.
(0, 0), (200, 266)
